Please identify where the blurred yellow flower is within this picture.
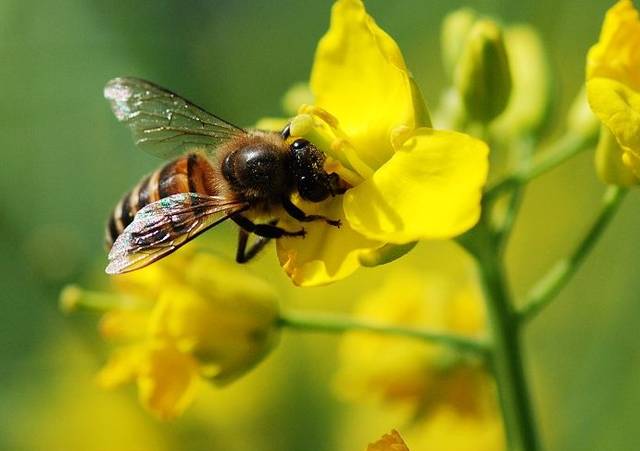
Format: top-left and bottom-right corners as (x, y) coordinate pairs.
(6, 337), (170, 451)
(587, 0), (640, 183)
(334, 271), (487, 405)
(406, 400), (504, 451)
(277, 0), (489, 286)
(63, 249), (280, 419)
(367, 430), (410, 451)
(334, 270), (503, 450)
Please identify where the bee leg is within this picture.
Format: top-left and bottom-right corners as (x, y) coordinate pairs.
(235, 221), (277, 263)
(231, 214), (306, 239)
(282, 197), (341, 228)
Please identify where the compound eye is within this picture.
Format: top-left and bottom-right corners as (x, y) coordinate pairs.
(290, 139), (309, 151)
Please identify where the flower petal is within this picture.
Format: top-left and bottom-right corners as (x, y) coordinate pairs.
(96, 345), (142, 389)
(149, 284), (279, 384)
(343, 128), (488, 243)
(595, 124), (639, 186)
(310, 0), (419, 171)
(276, 196), (382, 286)
(99, 310), (149, 341)
(587, 77), (640, 176)
(136, 342), (199, 420)
(587, 0), (640, 91)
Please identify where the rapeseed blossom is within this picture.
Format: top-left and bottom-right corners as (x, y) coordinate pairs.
(276, 0), (489, 286)
(587, 0), (640, 185)
(334, 270), (503, 451)
(62, 249), (280, 419)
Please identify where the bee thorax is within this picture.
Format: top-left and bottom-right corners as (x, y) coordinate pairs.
(222, 144), (291, 201)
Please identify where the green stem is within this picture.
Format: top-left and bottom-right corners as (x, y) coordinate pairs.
(519, 186), (627, 323)
(463, 223), (540, 451)
(494, 136), (536, 254)
(487, 132), (597, 197)
(277, 310), (489, 356)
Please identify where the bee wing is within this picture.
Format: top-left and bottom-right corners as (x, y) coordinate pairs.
(106, 193), (248, 274)
(104, 77), (246, 159)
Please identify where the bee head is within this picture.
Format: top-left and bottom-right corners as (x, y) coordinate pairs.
(289, 138), (339, 202)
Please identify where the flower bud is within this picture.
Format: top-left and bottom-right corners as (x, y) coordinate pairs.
(567, 86), (600, 138)
(441, 8), (479, 78)
(595, 125), (639, 186)
(454, 19), (512, 123)
(491, 25), (550, 138)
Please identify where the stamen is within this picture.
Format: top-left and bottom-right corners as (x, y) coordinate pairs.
(390, 125), (413, 149)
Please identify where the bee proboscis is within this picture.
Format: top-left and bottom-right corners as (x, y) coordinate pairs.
(104, 77), (343, 274)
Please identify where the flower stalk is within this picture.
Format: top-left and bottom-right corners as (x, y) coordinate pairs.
(519, 186), (627, 323)
(461, 217), (540, 451)
(277, 310), (489, 356)
(459, 123), (626, 451)
(487, 130), (598, 197)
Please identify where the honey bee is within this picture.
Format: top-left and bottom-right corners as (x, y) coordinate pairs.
(104, 77), (343, 274)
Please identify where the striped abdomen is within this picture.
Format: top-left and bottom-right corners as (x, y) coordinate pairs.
(106, 152), (218, 247)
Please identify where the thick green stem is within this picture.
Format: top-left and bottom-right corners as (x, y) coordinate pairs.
(277, 310), (489, 356)
(461, 222), (540, 451)
(479, 256), (540, 451)
(519, 186), (627, 323)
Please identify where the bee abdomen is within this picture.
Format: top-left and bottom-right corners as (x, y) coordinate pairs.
(105, 153), (217, 247)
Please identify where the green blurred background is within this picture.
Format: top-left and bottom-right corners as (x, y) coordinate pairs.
(1, 0), (638, 450)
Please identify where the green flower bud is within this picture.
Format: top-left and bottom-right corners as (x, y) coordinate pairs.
(455, 19), (512, 123)
(567, 86), (600, 139)
(491, 25), (551, 138)
(441, 8), (478, 77)
(595, 125), (639, 186)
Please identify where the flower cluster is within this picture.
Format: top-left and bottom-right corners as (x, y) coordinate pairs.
(59, 1), (640, 450)
(63, 249), (280, 419)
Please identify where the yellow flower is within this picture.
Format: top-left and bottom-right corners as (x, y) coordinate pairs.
(406, 402), (504, 451)
(276, 0), (489, 286)
(334, 269), (503, 450)
(587, 0), (640, 182)
(63, 249), (280, 419)
(6, 337), (170, 451)
(334, 270), (489, 406)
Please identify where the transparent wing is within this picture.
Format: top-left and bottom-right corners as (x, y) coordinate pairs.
(104, 77), (246, 159)
(106, 193), (248, 274)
